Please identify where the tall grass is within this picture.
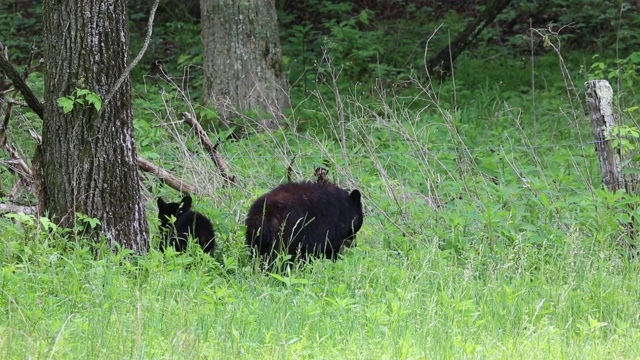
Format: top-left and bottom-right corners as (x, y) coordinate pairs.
(2, 49), (640, 358)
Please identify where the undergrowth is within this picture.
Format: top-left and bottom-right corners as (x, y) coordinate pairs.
(2, 1), (640, 356)
(2, 41), (640, 357)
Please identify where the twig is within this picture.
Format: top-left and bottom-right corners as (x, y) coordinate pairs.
(181, 112), (237, 185)
(6, 98), (27, 107)
(100, 0), (160, 112)
(0, 87), (14, 96)
(137, 156), (199, 195)
(29, 129), (42, 144)
(286, 155), (297, 182)
(3, 155), (33, 179)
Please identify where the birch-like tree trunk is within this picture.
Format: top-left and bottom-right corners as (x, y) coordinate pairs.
(42, 0), (149, 253)
(200, 0), (290, 130)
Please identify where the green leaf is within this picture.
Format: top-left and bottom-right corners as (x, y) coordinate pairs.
(267, 272), (287, 284)
(85, 93), (102, 112)
(540, 193), (549, 207)
(177, 54), (192, 65)
(358, 10), (369, 24)
(75, 88), (91, 96)
(57, 97), (75, 113)
(477, 165), (499, 179)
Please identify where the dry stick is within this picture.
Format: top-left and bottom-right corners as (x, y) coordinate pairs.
(0, 87), (14, 96)
(0, 203), (36, 215)
(286, 155), (297, 183)
(181, 112), (237, 185)
(137, 157), (199, 195)
(3, 149), (33, 179)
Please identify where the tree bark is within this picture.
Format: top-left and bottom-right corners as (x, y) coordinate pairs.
(42, 0), (149, 253)
(200, 0), (290, 130)
(426, 0), (514, 78)
(585, 80), (623, 192)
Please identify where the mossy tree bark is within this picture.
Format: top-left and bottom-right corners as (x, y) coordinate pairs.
(42, 0), (149, 253)
(200, 0), (290, 130)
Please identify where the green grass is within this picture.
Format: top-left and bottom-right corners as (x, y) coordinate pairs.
(2, 50), (640, 358)
(2, 223), (639, 358)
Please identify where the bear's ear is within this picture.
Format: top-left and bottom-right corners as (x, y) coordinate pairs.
(349, 190), (361, 204)
(157, 197), (168, 209)
(180, 195), (193, 212)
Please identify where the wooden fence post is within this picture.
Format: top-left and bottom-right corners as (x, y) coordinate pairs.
(585, 79), (623, 192)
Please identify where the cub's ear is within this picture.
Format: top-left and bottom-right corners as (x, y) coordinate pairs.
(157, 197), (168, 209)
(180, 195), (193, 211)
(349, 190), (361, 204)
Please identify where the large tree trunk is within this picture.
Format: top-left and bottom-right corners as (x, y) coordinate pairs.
(426, 0), (514, 78)
(200, 0), (290, 130)
(42, 0), (149, 253)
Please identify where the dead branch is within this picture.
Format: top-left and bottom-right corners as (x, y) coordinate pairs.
(0, 202), (36, 215)
(101, 0), (160, 112)
(286, 155), (297, 182)
(3, 156), (32, 179)
(181, 111), (237, 185)
(6, 98), (27, 107)
(0, 42), (44, 120)
(137, 156), (199, 195)
(29, 129), (42, 144)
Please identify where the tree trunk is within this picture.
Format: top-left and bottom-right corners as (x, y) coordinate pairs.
(426, 0), (514, 78)
(42, 0), (149, 253)
(200, 0), (290, 130)
(585, 80), (623, 192)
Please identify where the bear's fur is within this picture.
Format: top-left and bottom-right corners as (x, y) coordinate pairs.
(245, 181), (363, 265)
(157, 195), (216, 255)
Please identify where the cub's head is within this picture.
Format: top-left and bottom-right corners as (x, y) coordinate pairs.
(157, 195), (193, 229)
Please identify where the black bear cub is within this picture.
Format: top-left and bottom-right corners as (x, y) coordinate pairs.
(245, 181), (364, 266)
(157, 195), (216, 256)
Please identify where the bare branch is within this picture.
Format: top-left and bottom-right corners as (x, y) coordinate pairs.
(29, 129), (42, 144)
(6, 98), (27, 107)
(137, 156), (199, 195)
(0, 42), (44, 120)
(181, 111), (237, 186)
(3, 156), (33, 179)
(101, 0), (160, 111)
(287, 155), (297, 182)
(0, 203), (36, 215)
(1, 87), (14, 96)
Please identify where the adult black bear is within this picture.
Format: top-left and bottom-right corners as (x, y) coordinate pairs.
(245, 181), (364, 266)
(157, 195), (216, 256)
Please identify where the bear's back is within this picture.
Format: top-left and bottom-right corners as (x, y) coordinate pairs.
(245, 181), (363, 260)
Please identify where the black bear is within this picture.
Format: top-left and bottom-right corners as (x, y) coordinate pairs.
(245, 181), (364, 266)
(157, 195), (216, 256)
